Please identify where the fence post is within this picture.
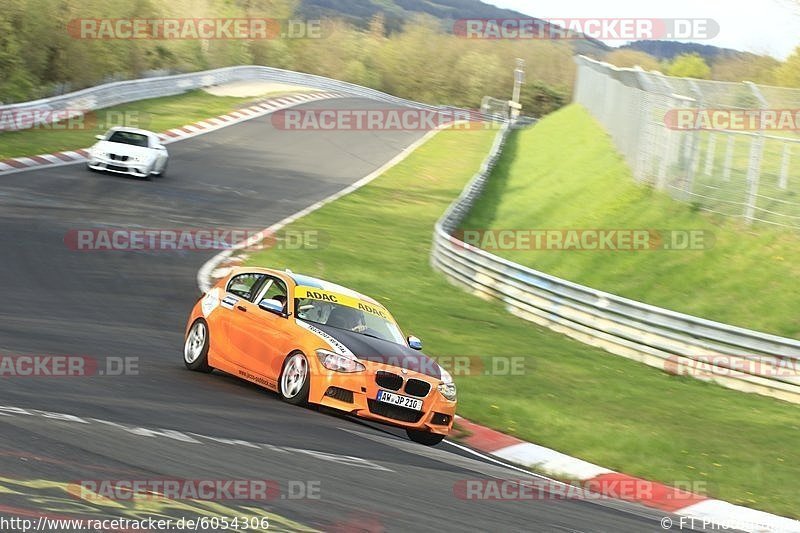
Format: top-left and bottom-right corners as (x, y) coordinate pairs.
(743, 82), (767, 224)
(779, 144), (791, 190)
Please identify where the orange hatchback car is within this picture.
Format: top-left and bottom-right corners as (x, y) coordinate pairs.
(184, 267), (456, 445)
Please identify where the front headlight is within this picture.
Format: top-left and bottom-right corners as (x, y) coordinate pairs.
(316, 349), (365, 373)
(438, 368), (457, 400)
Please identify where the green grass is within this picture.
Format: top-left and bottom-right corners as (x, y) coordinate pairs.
(0, 90), (281, 160)
(245, 127), (800, 518)
(462, 104), (800, 338)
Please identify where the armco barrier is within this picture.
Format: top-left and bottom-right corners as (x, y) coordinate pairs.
(431, 121), (800, 404)
(0, 65), (478, 130)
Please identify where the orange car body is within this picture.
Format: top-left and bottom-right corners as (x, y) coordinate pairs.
(185, 267), (456, 438)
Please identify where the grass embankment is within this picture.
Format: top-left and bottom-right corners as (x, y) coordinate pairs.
(0, 90), (289, 160)
(462, 104), (800, 338)
(244, 126), (800, 517)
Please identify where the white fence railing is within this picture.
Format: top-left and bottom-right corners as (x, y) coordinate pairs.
(431, 121), (800, 404)
(0, 65), (473, 131)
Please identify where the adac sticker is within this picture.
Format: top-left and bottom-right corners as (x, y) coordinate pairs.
(295, 286), (393, 321)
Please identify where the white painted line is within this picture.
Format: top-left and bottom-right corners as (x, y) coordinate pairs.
(197, 123), (450, 292)
(0, 404), (392, 472)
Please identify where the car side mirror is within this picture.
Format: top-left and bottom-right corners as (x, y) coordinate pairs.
(95, 134), (104, 140)
(259, 298), (286, 316)
(407, 336), (423, 350)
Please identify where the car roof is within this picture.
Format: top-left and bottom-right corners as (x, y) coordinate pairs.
(106, 126), (158, 137)
(230, 267), (382, 306)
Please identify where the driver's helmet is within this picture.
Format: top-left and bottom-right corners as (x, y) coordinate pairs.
(327, 306), (364, 330)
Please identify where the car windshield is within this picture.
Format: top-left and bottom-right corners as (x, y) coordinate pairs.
(295, 297), (405, 345)
(107, 131), (149, 147)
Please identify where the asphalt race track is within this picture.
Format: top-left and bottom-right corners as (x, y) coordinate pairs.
(0, 97), (690, 532)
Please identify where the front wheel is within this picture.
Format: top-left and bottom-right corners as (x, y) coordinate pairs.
(406, 429), (445, 446)
(279, 352), (310, 405)
(184, 319), (213, 372)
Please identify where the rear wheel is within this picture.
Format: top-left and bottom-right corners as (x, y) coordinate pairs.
(279, 352), (310, 405)
(184, 319), (213, 373)
(406, 429), (445, 446)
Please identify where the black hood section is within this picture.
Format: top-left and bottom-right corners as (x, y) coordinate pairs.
(312, 323), (442, 380)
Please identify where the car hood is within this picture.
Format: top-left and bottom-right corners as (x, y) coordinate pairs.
(311, 323), (442, 380)
(94, 141), (157, 159)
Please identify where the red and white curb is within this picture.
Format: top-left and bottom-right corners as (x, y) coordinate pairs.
(455, 417), (799, 533)
(0, 91), (344, 176)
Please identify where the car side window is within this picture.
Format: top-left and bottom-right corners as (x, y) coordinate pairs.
(227, 273), (265, 301)
(256, 277), (289, 312)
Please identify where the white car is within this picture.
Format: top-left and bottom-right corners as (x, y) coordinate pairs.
(87, 127), (169, 179)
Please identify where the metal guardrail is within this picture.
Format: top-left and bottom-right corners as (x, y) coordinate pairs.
(431, 121), (800, 404)
(0, 65), (482, 130)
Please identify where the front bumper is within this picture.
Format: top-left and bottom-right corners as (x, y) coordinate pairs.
(87, 155), (152, 178)
(309, 361), (457, 435)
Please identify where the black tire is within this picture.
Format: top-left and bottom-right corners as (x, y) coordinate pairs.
(278, 352), (310, 405)
(406, 429), (445, 446)
(183, 319), (213, 373)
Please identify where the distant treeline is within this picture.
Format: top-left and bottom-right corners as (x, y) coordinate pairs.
(3, 0), (798, 112)
(0, 0), (570, 116)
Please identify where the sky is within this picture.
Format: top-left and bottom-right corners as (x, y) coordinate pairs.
(483, 0), (800, 59)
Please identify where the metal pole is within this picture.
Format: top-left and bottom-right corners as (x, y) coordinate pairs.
(510, 58), (525, 119)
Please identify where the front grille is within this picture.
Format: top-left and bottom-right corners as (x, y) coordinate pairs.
(375, 371), (402, 391)
(106, 164), (128, 172)
(404, 378), (431, 397)
(431, 412), (452, 426)
(110, 154), (129, 161)
(367, 399), (424, 423)
(324, 386), (353, 403)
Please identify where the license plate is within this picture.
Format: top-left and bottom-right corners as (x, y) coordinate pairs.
(376, 390), (423, 411)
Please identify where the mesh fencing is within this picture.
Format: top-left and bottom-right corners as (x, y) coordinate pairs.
(574, 56), (800, 229)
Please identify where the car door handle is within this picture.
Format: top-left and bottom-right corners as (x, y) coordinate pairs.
(236, 305), (247, 312)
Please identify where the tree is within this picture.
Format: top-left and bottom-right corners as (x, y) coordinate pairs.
(666, 53), (711, 79)
(775, 46), (800, 87)
(712, 54), (779, 84)
(605, 49), (661, 71)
